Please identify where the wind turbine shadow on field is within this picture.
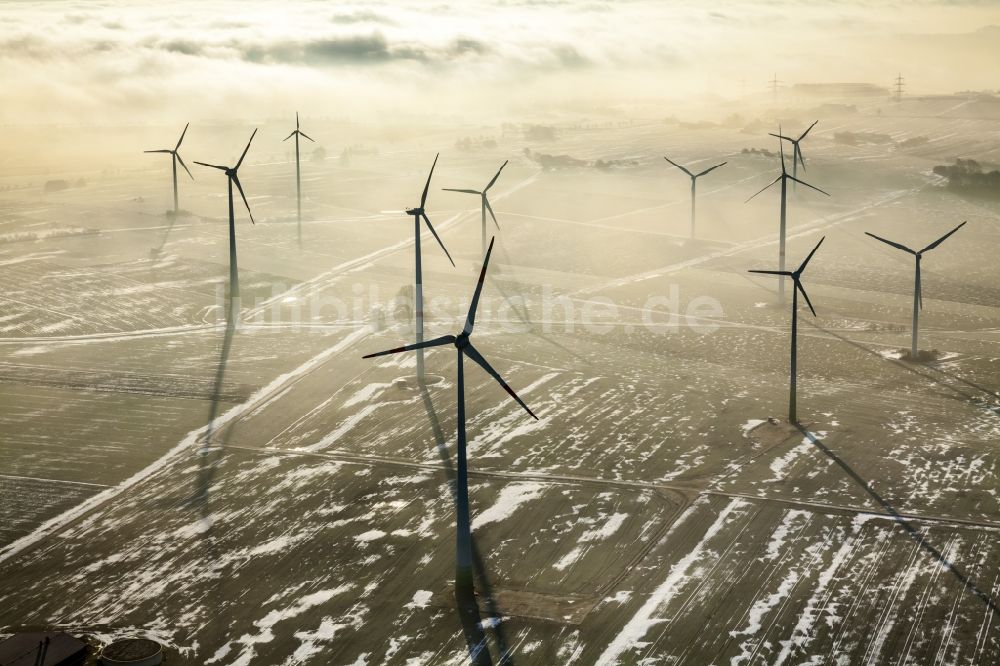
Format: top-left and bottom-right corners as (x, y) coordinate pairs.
(150, 213), (179, 260)
(796, 424), (1000, 618)
(419, 383), (510, 666)
(486, 241), (588, 366)
(174, 320), (236, 656)
(806, 323), (1000, 418)
(191, 320), (237, 516)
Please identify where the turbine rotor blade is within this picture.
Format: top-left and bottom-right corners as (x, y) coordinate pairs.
(778, 132), (787, 175)
(864, 231), (916, 255)
(748, 269), (794, 276)
(296, 111), (300, 130)
(484, 197), (499, 229)
(787, 174), (829, 197)
(920, 220), (967, 253)
(145, 149), (172, 154)
(282, 131), (295, 142)
(236, 128), (257, 169)
(696, 161), (727, 178)
(798, 119), (819, 141)
(484, 160), (508, 192)
(299, 131), (315, 143)
(797, 236), (825, 273)
(745, 176), (781, 203)
(422, 213), (454, 267)
(194, 161), (229, 171)
(420, 153), (439, 209)
(663, 156), (693, 177)
(175, 122), (189, 150)
(362, 334), (456, 359)
(464, 343), (538, 420)
(465, 236), (495, 334)
(768, 133), (793, 141)
(796, 144), (806, 172)
(175, 152), (194, 180)
(796, 279), (817, 317)
(231, 173), (254, 225)
(916, 257), (923, 310)
(441, 188), (481, 195)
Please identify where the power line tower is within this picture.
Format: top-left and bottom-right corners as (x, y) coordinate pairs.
(769, 73), (782, 103)
(894, 73), (905, 103)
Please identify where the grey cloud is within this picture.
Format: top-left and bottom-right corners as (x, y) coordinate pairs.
(330, 10), (395, 25)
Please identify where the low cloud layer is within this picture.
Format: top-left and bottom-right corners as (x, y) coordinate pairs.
(0, 0), (997, 125)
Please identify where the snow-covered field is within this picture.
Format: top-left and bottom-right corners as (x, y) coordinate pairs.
(2, 97), (1000, 663)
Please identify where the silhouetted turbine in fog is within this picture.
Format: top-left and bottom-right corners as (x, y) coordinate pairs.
(194, 129), (257, 322)
(362, 237), (537, 593)
(746, 131), (829, 304)
(663, 156), (726, 239)
(749, 236), (824, 423)
(144, 122), (193, 214)
(388, 153), (455, 378)
(283, 112), (315, 247)
(865, 221), (966, 359)
(769, 120), (818, 189)
(443, 160), (508, 258)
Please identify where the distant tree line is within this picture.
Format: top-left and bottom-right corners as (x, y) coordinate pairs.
(522, 148), (635, 171)
(741, 147), (777, 158)
(43, 178), (87, 193)
(933, 159), (1000, 199)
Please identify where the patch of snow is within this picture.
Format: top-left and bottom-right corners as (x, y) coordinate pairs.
(472, 482), (546, 530)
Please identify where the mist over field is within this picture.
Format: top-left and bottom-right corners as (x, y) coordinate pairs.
(1, 1), (1000, 665)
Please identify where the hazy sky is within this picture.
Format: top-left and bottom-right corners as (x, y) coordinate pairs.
(1, 0), (998, 126)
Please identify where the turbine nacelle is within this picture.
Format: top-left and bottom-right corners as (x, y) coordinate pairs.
(193, 128), (258, 224)
(442, 160), (508, 232)
(403, 153), (455, 266)
(144, 122), (194, 180)
(362, 237), (536, 420)
(748, 236), (825, 316)
(864, 221), (966, 312)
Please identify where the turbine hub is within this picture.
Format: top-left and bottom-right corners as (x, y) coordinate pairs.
(405, 207), (423, 216)
(455, 332), (470, 349)
(225, 167), (236, 177)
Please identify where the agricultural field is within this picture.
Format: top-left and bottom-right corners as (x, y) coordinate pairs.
(2, 94), (1000, 664)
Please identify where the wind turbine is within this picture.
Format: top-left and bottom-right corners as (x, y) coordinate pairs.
(395, 153), (455, 378)
(746, 130), (829, 304)
(769, 120), (818, 189)
(144, 122), (193, 214)
(663, 156), (726, 239)
(194, 129), (257, 321)
(865, 221), (966, 359)
(442, 160), (508, 258)
(749, 236), (825, 423)
(362, 237), (537, 593)
(283, 112), (315, 247)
